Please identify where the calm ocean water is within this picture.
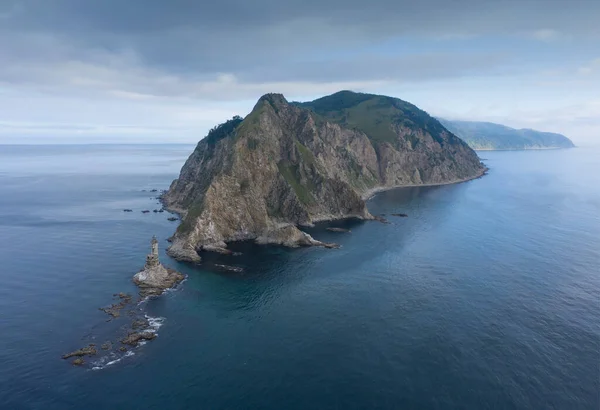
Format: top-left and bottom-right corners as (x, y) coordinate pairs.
(0, 144), (598, 409)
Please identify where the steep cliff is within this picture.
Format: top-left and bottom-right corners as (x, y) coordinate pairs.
(438, 119), (575, 150)
(163, 91), (485, 261)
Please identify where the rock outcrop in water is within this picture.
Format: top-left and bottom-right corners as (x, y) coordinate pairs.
(162, 91), (486, 260)
(133, 236), (185, 297)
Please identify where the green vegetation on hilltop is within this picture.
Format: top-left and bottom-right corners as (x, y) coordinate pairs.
(205, 116), (243, 145)
(295, 91), (451, 146)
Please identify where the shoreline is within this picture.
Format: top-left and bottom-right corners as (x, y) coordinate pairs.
(361, 167), (488, 201)
(161, 168), (488, 258)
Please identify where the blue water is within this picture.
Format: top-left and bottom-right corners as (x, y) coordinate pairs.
(0, 145), (598, 409)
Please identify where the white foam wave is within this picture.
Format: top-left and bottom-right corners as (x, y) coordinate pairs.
(91, 351), (135, 370)
(145, 314), (165, 333)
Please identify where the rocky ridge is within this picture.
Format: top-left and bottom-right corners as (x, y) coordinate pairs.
(162, 91), (486, 260)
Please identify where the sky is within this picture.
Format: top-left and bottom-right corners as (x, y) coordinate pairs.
(0, 0), (599, 145)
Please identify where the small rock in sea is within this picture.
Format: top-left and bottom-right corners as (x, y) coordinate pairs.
(62, 344), (97, 359)
(326, 227), (351, 233)
(119, 346), (127, 352)
(132, 318), (150, 330)
(121, 332), (157, 346)
(100, 293), (132, 318)
(123, 209), (133, 212)
(115, 292), (132, 300)
(150, 189), (158, 192)
(373, 215), (390, 224)
(322, 242), (341, 249)
(391, 213), (408, 217)
(101, 341), (112, 351)
(215, 264), (244, 273)
(158, 209), (164, 213)
(72, 358), (85, 366)
(142, 210), (150, 214)
(153, 209), (159, 213)
(167, 217), (178, 221)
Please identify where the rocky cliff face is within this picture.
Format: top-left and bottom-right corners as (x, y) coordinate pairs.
(163, 91), (485, 261)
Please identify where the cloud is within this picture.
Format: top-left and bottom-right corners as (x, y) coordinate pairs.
(0, 0), (599, 144)
(532, 29), (561, 41)
(578, 58), (600, 75)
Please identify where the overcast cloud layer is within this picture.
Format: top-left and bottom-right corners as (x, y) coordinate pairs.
(0, 0), (598, 144)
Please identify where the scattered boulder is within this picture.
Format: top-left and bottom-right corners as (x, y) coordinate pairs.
(326, 227), (351, 233)
(62, 344), (97, 359)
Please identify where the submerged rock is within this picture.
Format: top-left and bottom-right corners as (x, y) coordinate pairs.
(215, 264), (244, 273)
(62, 344), (97, 359)
(133, 236), (185, 297)
(141, 210), (150, 214)
(101, 341), (112, 351)
(373, 215), (391, 224)
(326, 227), (351, 233)
(123, 209), (133, 212)
(391, 213), (408, 217)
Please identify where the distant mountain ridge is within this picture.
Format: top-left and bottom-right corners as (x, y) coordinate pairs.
(438, 119), (575, 150)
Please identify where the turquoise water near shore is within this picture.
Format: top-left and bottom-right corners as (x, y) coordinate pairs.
(0, 145), (598, 409)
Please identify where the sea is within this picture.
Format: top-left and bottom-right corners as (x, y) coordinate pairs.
(0, 144), (598, 410)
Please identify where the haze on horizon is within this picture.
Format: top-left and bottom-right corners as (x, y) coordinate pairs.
(0, 0), (598, 146)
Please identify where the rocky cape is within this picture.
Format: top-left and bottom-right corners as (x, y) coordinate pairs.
(438, 119), (575, 151)
(162, 91), (486, 261)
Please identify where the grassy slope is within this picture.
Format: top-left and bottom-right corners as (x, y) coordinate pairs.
(295, 90), (450, 146)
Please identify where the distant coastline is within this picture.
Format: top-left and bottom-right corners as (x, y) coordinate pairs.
(474, 146), (575, 152)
